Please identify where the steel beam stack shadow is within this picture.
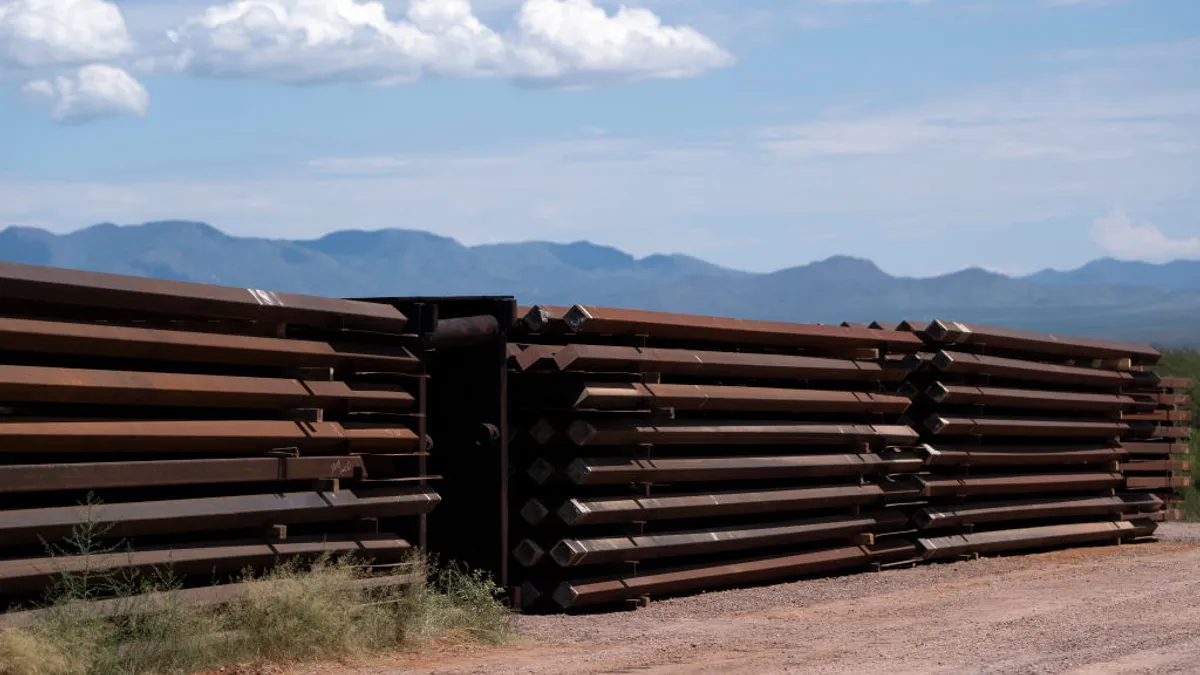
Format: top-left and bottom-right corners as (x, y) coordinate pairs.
(894, 320), (1175, 562)
(506, 305), (928, 610)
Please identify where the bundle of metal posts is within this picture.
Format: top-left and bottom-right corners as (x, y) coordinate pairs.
(897, 320), (1166, 561)
(1118, 374), (1193, 521)
(506, 305), (926, 610)
(0, 262), (450, 604)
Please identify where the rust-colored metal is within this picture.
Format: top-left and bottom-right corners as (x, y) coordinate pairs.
(0, 487), (440, 543)
(0, 316), (421, 371)
(930, 351), (1135, 387)
(925, 383), (1135, 412)
(520, 305), (572, 332)
(0, 420), (420, 453)
(1122, 410), (1192, 423)
(556, 483), (920, 525)
(563, 305), (923, 352)
(919, 443), (1126, 467)
(1132, 425), (1192, 439)
(563, 419), (919, 446)
(425, 315), (501, 349)
(0, 261), (409, 333)
(1157, 376), (1194, 390)
(913, 494), (1161, 529)
(1122, 459), (1192, 472)
(920, 472), (1124, 497)
(0, 456), (368, 493)
(548, 511), (907, 567)
(1126, 476), (1192, 489)
(924, 416), (1129, 438)
(572, 382), (910, 414)
(551, 344), (904, 381)
(1120, 441), (1190, 456)
(916, 520), (1156, 560)
(514, 344), (562, 371)
(924, 320), (1161, 363)
(563, 453), (913, 485)
(0, 364), (414, 410)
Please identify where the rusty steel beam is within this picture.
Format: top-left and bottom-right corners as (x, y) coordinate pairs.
(920, 472), (1124, 498)
(563, 453), (916, 485)
(0, 534), (412, 594)
(556, 483), (920, 525)
(1123, 410), (1193, 423)
(550, 344), (904, 381)
(1129, 425), (1192, 439)
(925, 383), (1135, 412)
(563, 419), (919, 446)
(1158, 377), (1194, 390)
(924, 320), (1161, 363)
(520, 305), (572, 332)
(1120, 441), (1191, 457)
(571, 382), (910, 414)
(1126, 476), (1192, 489)
(930, 351), (1135, 388)
(0, 364), (414, 411)
(562, 305), (923, 352)
(424, 315), (500, 349)
(919, 443), (1126, 467)
(0, 316), (421, 371)
(0, 420), (420, 453)
(0, 456), (368, 493)
(514, 344), (562, 371)
(916, 520), (1156, 560)
(551, 544), (879, 608)
(1123, 459), (1192, 472)
(913, 494), (1162, 529)
(924, 416), (1129, 438)
(0, 261), (408, 333)
(0, 486), (440, 543)
(547, 511), (907, 567)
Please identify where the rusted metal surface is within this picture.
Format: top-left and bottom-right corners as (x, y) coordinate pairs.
(924, 416), (1130, 438)
(0, 487), (440, 543)
(545, 512), (908, 567)
(551, 344), (904, 381)
(0, 456), (368, 493)
(1122, 410), (1193, 422)
(0, 261), (409, 333)
(425, 315), (501, 349)
(562, 453), (914, 485)
(572, 382), (910, 413)
(0, 364), (414, 410)
(1120, 441), (1190, 456)
(1157, 376), (1194, 390)
(924, 320), (1161, 363)
(514, 344), (562, 371)
(1122, 459), (1192, 472)
(563, 420), (919, 446)
(0, 316), (421, 370)
(1126, 476), (1192, 489)
(0, 534), (412, 594)
(916, 520), (1156, 560)
(913, 494), (1161, 529)
(920, 472), (1125, 497)
(556, 483), (920, 525)
(520, 305), (572, 332)
(924, 383), (1135, 412)
(929, 350), (1136, 387)
(919, 443), (1126, 467)
(563, 305), (923, 352)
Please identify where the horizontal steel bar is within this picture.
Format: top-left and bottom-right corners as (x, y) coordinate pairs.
(0, 261), (408, 333)
(551, 544), (876, 608)
(1157, 377), (1194, 390)
(0, 456), (368, 493)
(924, 416), (1130, 438)
(919, 443), (1126, 467)
(550, 344), (905, 381)
(557, 483), (920, 525)
(563, 452), (916, 485)
(920, 472), (1124, 497)
(0, 364), (414, 411)
(925, 383), (1135, 412)
(548, 511), (908, 567)
(1126, 476), (1192, 489)
(1123, 410), (1192, 422)
(1123, 459), (1192, 472)
(573, 382), (910, 414)
(917, 520), (1156, 560)
(924, 320), (1160, 363)
(520, 305), (572, 332)
(1128, 425), (1192, 439)
(0, 420), (420, 453)
(913, 494), (1161, 529)
(564, 305), (924, 352)
(514, 344), (562, 371)
(563, 419), (919, 446)
(424, 315), (500, 349)
(1120, 441), (1191, 456)
(930, 351), (1136, 387)
(0, 486), (440, 543)
(0, 534), (412, 594)
(0, 316), (420, 371)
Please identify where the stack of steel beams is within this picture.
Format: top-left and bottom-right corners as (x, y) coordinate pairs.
(1119, 374), (1193, 521)
(899, 320), (1164, 561)
(506, 305), (928, 610)
(0, 262), (441, 602)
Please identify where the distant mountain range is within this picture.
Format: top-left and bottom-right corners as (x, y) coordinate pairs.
(3, 220), (1199, 347)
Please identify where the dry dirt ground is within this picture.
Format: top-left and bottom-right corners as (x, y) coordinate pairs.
(285, 523), (1200, 675)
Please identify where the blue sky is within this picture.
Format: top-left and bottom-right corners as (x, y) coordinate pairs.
(1, 0), (1197, 277)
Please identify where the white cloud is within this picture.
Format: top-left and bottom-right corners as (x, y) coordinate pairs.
(149, 0), (731, 86)
(0, 0), (133, 68)
(21, 64), (149, 122)
(1090, 210), (1200, 261)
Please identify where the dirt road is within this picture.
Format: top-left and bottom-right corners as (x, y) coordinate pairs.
(299, 523), (1200, 675)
